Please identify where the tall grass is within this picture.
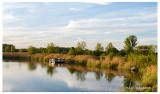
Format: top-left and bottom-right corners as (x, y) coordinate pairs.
(141, 65), (157, 87)
(122, 61), (137, 70)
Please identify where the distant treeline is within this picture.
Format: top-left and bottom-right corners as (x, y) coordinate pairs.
(3, 44), (70, 54)
(3, 35), (157, 58)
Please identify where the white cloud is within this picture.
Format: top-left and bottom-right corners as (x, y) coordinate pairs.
(69, 8), (78, 11)
(3, 9), (157, 49)
(3, 14), (15, 20)
(3, 3), (35, 10)
(3, 13), (21, 23)
(69, 7), (86, 11)
(28, 10), (35, 13)
(85, 2), (111, 5)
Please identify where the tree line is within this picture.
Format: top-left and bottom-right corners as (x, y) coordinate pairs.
(3, 35), (157, 57)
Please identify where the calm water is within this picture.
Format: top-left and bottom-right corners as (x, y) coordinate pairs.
(3, 60), (140, 92)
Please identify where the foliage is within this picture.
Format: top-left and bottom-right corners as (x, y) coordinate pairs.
(134, 45), (157, 55)
(46, 42), (58, 54)
(74, 41), (87, 55)
(76, 41), (86, 50)
(18, 48), (28, 52)
(141, 65), (157, 87)
(28, 46), (37, 55)
(94, 43), (104, 56)
(108, 52), (114, 59)
(83, 49), (93, 55)
(124, 35), (137, 54)
(3, 44), (15, 52)
(105, 42), (119, 56)
(117, 49), (126, 56)
(68, 47), (76, 55)
(128, 53), (157, 68)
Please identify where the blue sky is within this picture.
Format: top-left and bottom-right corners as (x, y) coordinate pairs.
(3, 2), (157, 50)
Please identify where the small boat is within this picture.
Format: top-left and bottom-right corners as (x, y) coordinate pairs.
(49, 58), (65, 64)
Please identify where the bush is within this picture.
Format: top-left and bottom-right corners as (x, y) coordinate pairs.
(127, 53), (157, 68)
(141, 65), (157, 87)
(108, 52), (114, 59)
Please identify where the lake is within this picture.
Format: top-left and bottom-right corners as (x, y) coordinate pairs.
(3, 60), (141, 92)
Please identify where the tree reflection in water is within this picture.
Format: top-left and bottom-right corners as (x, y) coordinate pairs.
(40, 63), (47, 69)
(47, 66), (57, 77)
(123, 77), (136, 89)
(28, 62), (37, 71)
(105, 73), (115, 83)
(67, 68), (75, 74)
(67, 67), (87, 81)
(94, 72), (103, 80)
(75, 71), (87, 81)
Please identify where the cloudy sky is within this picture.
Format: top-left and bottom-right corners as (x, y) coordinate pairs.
(3, 2), (157, 50)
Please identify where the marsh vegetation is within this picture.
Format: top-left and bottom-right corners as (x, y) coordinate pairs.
(3, 35), (157, 92)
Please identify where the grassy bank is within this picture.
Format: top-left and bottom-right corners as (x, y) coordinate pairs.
(3, 52), (157, 70)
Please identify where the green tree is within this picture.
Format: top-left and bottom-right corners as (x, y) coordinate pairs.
(83, 49), (93, 55)
(75, 41), (87, 55)
(5, 46), (10, 52)
(39, 47), (47, 53)
(68, 47), (76, 55)
(135, 45), (157, 55)
(46, 42), (57, 54)
(28, 46), (37, 55)
(3, 44), (7, 52)
(11, 45), (15, 52)
(3, 44), (15, 52)
(18, 48), (27, 52)
(76, 41), (86, 50)
(94, 43), (104, 56)
(117, 49), (126, 56)
(124, 35), (137, 54)
(105, 42), (119, 56)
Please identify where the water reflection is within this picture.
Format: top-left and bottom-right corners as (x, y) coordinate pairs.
(3, 60), (142, 92)
(75, 71), (87, 81)
(105, 73), (115, 83)
(67, 67), (75, 74)
(94, 72), (103, 80)
(123, 77), (136, 89)
(67, 67), (87, 81)
(28, 63), (37, 71)
(46, 66), (57, 77)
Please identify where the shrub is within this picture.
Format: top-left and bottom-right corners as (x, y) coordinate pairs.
(141, 65), (157, 87)
(108, 52), (114, 59)
(128, 53), (157, 68)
